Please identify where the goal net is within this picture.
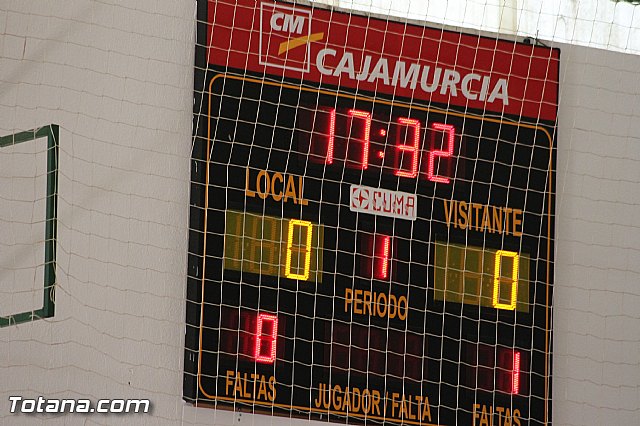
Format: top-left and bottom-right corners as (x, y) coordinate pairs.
(2, 1), (639, 426)
(0, 126), (58, 328)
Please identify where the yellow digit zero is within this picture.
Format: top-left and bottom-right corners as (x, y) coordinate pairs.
(492, 250), (519, 310)
(284, 219), (313, 280)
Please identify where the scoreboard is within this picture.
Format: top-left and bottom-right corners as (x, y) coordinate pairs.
(185, 1), (559, 426)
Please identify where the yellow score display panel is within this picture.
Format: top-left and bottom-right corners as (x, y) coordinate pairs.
(434, 242), (530, 313)
(224, 210), (323, 282)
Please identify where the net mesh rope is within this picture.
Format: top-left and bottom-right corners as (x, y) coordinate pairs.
(1, 1), (639, 425)
(187, 1), (560, 425)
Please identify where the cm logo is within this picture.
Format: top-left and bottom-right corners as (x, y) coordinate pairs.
(270, 12), (305, 34)
(260, 2), (320, 72)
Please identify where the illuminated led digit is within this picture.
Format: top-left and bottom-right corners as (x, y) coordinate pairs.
(374, 235), (391, 280)
(492, 250), (519, 310)
(347, 109), (371, 169)
(284, 219), (313, 280)
(255, 313), (278, 364)
(427, 123), (455, 183)
(310, 107), (336, 165)
(325, 108), (336, 164)
(395, 117), (420, 178)
(496, 347), (522, 394)
(512, 350), (521, 395)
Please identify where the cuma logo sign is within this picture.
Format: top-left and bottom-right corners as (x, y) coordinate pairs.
(259, 2), (323, 72)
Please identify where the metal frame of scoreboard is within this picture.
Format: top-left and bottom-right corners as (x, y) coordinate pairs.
(185, 1), (559, 425)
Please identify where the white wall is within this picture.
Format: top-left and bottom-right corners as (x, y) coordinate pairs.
(554, 46), (640, 425)
(0, 1), (194, 425)
(333, 0), (640, 55)
(0, 1), (639, 425)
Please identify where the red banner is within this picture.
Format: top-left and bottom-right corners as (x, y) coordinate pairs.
(208, 0), (559, 121)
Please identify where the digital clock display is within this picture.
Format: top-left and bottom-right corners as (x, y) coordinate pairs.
(185, 1), (558, 425)
(297, 106), (460, 182)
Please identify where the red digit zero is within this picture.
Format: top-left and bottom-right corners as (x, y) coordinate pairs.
(255, 313), (278, 364)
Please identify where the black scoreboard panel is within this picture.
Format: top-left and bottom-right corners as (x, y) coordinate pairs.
(185, 71), (555, 426)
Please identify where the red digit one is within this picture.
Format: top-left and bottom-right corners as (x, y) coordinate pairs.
(427, 123), (455, 183)
(255, 313), (278, 364)
(310, 107), (336, 165)
(374, 235), (391, 280)
(512, 350), (521, 395)
(347, 109), (371, 169)
(497, 348), (522, 394)
(325, 107), (336, 165)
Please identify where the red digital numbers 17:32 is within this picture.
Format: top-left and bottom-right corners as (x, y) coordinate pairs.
(303, 107), (457, 183)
